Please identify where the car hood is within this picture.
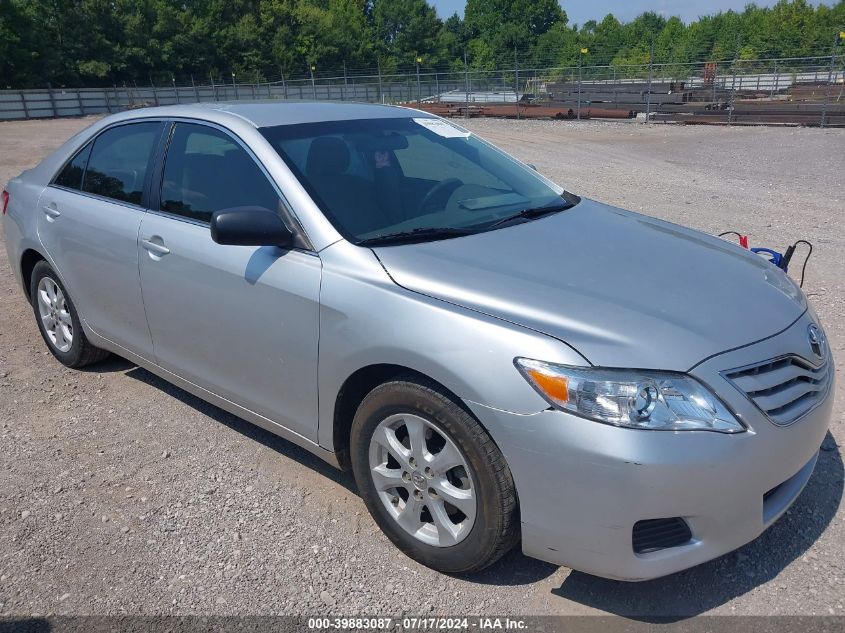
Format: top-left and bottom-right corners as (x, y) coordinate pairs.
(373, 199), (806, 371)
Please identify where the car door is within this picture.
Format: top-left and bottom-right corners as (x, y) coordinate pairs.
(37, 121), (164, 358)
(137, 121), (321, 441)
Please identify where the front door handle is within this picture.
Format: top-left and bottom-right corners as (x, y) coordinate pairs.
(141, 238), (170, 256)
(42, 205), (61, 220)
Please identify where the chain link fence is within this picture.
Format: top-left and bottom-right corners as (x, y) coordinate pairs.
(2, 54), (843, 126)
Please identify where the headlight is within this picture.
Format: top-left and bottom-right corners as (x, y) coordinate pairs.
(515, 358), (744, 433)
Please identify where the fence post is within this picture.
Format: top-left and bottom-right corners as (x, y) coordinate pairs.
(821, 34), (841, 128)
(172, 76), (180, 104)
(771, 60), (778, 97)
(342, 60), (347, 101)
(232, 73), (239, 100)
(191, 75), (199, 102)
(19, 91), (30, 119)
(47, 83), (58, 118)
(464, 51), (469, 118)
(281, 69), (288, 99)
(646, 40), (654, 123)
(76, 89), (84, 115)
(712, 64), (717, 104)
(150, 76), (159, 106)
(515, 46), (520, 120)
(435, 73), (440, 101)
(310, 65), (316, 99)
(577, 53), (582, 120)
(210, 73), (217, 101)
(377, 60), (383, 103)
(416, 58), (421, 103)
(728, 64), (737, 125)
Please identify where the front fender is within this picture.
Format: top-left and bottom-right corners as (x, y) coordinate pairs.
(316, 241), (587, 450)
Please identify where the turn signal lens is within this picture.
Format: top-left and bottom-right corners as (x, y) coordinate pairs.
(514, 357), (744, 433)
(525, 367), (569, 403)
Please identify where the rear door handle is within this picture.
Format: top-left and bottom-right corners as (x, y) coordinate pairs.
(141, 238), (170, 256)
(42, 205), (61, 219)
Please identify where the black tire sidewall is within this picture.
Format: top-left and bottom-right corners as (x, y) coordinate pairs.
(351, 380), (513, 574)
(30, 262), (87, 367)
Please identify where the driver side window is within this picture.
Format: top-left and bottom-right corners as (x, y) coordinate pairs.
(161, 123), (280, 223)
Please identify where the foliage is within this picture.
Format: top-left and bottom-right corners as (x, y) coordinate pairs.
(1, 0), (843, 88)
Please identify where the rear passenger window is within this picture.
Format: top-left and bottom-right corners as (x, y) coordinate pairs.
(160, 123), (279, 223)
(54, 142), (92, 190)
(82, 122), (160, 205)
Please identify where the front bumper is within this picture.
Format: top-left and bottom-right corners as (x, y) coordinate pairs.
(467, 311), (834, 581)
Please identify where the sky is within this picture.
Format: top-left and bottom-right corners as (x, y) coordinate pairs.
(429, 0), (835, 27)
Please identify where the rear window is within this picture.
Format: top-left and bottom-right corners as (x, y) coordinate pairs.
(82, 122), (160, 205)
(53, 142), (93, 190)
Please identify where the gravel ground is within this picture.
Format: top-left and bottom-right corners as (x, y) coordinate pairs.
(0, 116), (843, 619)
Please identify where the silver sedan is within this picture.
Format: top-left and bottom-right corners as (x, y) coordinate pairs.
(1, 102), (834, 580)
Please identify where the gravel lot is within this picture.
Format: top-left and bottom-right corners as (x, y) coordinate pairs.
(0, 116), (843, 619)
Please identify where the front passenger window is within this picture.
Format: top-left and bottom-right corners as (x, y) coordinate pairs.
(160, 123), (280, 223)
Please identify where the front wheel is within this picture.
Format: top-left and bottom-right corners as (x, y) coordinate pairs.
(350, 378), (519, 573)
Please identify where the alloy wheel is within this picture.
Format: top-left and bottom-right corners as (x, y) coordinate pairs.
(368, 413), (477, 547)
(37, 277), (73, 353)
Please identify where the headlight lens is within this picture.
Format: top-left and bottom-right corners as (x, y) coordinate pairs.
(515, 358), (744, 433)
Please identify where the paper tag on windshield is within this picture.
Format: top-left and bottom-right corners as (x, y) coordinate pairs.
(413, 118), (471, 138)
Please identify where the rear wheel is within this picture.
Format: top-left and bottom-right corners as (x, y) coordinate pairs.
(30, 261), (109, 368)
(350, 378), (518, 573)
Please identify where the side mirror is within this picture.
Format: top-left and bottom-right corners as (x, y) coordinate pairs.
(210, 206), (294, 248)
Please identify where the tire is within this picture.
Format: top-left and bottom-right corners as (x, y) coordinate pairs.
(30, 260), (110, 368)
(350, 377), (519, 574)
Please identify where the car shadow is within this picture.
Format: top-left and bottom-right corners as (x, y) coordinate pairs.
(549, 431), (843, 621)
(84, 357), (357, 494)
(460, 547), (559, 586)
(87, 356), (557, 586)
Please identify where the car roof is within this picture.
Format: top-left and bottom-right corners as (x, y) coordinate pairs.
(110, 101), (432, 129)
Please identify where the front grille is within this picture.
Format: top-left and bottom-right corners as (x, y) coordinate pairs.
(632, 518), (692, 554)
(723, 355), (831, 426)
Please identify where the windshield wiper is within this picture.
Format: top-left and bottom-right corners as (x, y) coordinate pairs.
(356, 226), (475, 247)
(487, 193), (580, 230)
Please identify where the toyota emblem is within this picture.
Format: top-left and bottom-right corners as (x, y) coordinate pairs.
(808, 324), (826, 360)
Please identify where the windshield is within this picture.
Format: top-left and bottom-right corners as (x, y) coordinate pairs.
(260, 117), (570, 244)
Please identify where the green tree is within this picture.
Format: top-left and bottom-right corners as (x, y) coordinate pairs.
(2, 0), (844, 88)
(372, 0), (444, 71)
(464, 0), (565, 67)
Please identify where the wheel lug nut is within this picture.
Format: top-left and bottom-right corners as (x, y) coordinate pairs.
(390, 496), (399, 505)
(428, 487), (437, 498)
(409, 457), (416, 467)
(424, 467), (433, 478)
(413, 490), (423, 501)
(402, 471), (410, 482)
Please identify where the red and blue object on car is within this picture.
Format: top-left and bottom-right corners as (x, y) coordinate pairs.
(719, 231), (813, 287)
